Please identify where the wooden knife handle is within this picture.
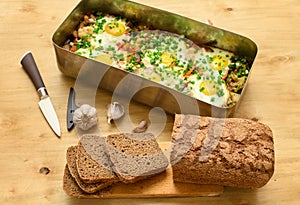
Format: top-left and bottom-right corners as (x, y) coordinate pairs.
(20, 51), (45, 90)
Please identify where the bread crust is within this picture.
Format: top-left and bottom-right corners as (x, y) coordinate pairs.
(171, 114), (275, 189)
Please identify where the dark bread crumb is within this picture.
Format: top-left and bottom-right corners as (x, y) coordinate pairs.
(76, 135), (118, 183)
(66, 146), (116, 193)
(63, 132), (169, 197)
(63, 165), (112, 198)
(106, 133), (169, 183)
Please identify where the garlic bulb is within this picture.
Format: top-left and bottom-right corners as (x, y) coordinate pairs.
(73, 104), (98, 130)
(107, 102), (124, 123)
(132, 120), (148, 133)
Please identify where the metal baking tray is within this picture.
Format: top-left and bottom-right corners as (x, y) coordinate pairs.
(52, 0), (257, 117)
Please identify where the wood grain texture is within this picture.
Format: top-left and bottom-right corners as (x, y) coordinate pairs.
(0, 0), (299, 204)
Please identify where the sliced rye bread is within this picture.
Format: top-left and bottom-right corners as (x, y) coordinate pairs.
(170, 114), (275, 189)
(63, 164), (111, 198)
(76, 134), (118, 183)
(66, 146), (115, 193)
(105, 133), (169, 183)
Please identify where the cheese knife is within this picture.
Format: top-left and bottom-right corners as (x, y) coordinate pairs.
(20, 51), (61, 138)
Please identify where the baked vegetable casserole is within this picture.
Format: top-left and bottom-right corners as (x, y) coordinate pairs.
(64, 12), (250, 108)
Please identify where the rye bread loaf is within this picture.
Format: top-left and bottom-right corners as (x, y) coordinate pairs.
(171, 114), (275, 189)
(66, 146), (115, 193)
(106, 133), (169, 183)
(76, 135), (118, 183)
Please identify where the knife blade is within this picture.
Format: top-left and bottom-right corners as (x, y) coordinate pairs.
(67, 87), (78, 131)
(20, 51), (61, 137)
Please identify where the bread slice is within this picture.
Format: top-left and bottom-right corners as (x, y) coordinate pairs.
(66, 146), (114, 193)
(171, 114), (275, 189)
(63, 164), (111, 198)
(76, 134), (118, 183)
(105, 133), (169, 183)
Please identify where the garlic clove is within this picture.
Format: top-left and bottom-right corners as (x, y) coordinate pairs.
(107, 102), (125, 124)
(132, 120), (148, 133)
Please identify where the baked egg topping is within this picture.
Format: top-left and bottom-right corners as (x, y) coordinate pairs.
(68, 13), (250, 108)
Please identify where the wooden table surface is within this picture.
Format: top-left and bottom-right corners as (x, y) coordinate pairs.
(1, 0), (299, 204)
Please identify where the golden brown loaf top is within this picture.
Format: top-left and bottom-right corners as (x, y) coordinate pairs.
(171, 114), (275, 189)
